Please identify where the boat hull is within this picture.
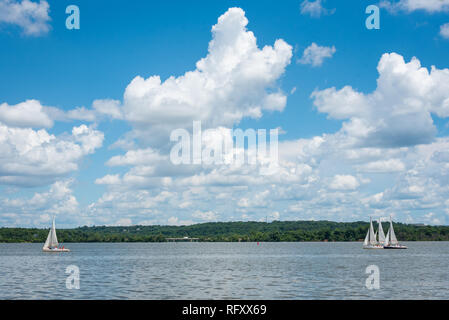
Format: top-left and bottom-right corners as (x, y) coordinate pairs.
(43, 248), (70, 252)
(384, 245), (407, 249)
(363, 245), (384, 249)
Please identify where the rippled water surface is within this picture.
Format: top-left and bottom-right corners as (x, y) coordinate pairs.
(0, 242), (448, 299)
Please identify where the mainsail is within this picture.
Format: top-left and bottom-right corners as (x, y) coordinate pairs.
(43, 218), (59, 249)
(384, 228), (390, 246)
(388, 217), (398, 245)
(378, 219), (386, 244)
(364, 229), (369, 246)
(384, 216), (398, 246)
(364, 217), (377, 246)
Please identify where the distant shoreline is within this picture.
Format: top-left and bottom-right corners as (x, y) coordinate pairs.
(1, 220), (448, 243)
(1, 240), (447, 244)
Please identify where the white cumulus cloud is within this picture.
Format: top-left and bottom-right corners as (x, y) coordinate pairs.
(0, 123), (104, 186)
(440, 23), (449, 39)
(298, 43), (336, 67)
(0, 0), (50, 36)
(312, 53), (449, 148)
(119, 7), (292, 145)
(380, 0), (449, 13)
(0, 100), (53, 128)
(329, 175), (360, 191)
(300, 0), (334, 18)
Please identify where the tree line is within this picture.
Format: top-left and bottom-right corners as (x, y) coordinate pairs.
(1, 220), (449, 243)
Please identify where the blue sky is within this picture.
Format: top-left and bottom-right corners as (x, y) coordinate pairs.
(1, 0), (449, 227)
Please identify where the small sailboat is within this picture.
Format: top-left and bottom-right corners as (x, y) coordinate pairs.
(363, 217), (383, 249)
(384, 216), (407, 249)
(42, 218), (70, 252)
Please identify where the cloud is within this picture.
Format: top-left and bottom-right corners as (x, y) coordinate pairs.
(0, 179), (80, 227)
(0, 100), (53, 128)
(119, 7), (292, 145)
(92, 99), (123, 119)
(380, 0), (449, 13)
(357, 159), (406, 173)
(0, 123), (103, 187)
(312, 53), (449, 148)
(86, 133), (449, 225)
(0, 0), (50, 36)
(329, 175), (360, 190)
(112, 218), (133, 226)
(89, 125), (317, 224)
(0, 98), (122, 127)
(95, 174), (121, 185)
(45, 99), (123, 123)
(440, 23), (449, 39)
(298, 43), (336, 67)
(63, 11), (449, 226)
(300, 0), (335, 18)
(84, 8), (297, 226)
(192, 210), (218, 221)
(85, 52), (449, 226)
(166, 216), (194, 226)
(106, 148), (166, 167)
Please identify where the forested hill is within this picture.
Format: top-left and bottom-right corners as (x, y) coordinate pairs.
(1, 220), (449, 243)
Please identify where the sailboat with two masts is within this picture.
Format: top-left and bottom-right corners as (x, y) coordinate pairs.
(42, 218), (70, 252)
(363, 217), (384, 249)
(384, 216), (407, 249)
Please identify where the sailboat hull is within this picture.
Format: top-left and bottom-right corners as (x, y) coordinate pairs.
(384, 245), (407, 249)
(43, 248), (70, 252)
(363, 245), (384, 249)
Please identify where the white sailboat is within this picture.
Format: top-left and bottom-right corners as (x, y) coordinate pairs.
(42, 218), (70, 252)
(363, 217), (383, 249)
(384, 216), (407, 249)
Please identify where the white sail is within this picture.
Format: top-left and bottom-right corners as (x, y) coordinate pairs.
(384, 228), (390, 246)
(43, 230), (51, 249)
(389, 217), (398, 245)
(364, 229), (369, 245)
(378, 219), (385, 243)
(42, 217), (70, 252)
(369, 217), (377, 245)
(43, 218), (59, 249)
(50, 218), (59, 247)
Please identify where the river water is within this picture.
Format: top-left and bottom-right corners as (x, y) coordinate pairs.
(0, 242), (448, 299)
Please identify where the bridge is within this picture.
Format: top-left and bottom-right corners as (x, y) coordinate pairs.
(166, 237), (200, 242)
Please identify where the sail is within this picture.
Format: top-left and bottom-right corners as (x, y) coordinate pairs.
(43, 218), (59, 249)
(43, 230), (51, 249)
(50, 218), (59, 248)
(364, 229), (369, 245)
(384, 228), (390, 246)
(389, 218), (398, 245)
(369, 217), (377, 245)
(378, 220), (386, 243)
